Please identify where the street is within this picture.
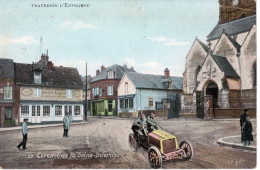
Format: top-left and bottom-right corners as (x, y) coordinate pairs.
(0, 118), (256, 169)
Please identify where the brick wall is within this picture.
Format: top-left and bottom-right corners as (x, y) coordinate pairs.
(213, 108), (256, 118)
(90, 79), (120, 101)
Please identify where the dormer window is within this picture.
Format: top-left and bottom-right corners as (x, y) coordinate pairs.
(168, 80), (172, 89)
(34, 72), (42, 84)
(108, 70), (115, 79)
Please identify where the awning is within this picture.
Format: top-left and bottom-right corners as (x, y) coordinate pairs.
(118, 94), (135, 99)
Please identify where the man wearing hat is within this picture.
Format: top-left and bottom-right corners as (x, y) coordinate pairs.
(63, 112), (70, 137)
(17, 118), (28, 150)
(240, 109), (248, 142)
(147, 112), (162, 133)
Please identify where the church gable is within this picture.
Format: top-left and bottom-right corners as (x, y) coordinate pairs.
(184, 38), (208, 94)
(213, 32), (241, 76)
(241, 24), (256, 56)
(214, 32), (240, 56)
(196, 53), (225, 92)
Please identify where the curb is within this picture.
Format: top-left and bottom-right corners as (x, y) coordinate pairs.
(217, 134), (256, 151)
(0, 121), (87, 132)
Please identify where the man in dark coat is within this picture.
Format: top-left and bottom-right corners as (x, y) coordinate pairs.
(131, 113), (148, 141)
(17, 118), (28, 150)
(242, 116), (253, 146)
(240, 109), (248, 142)
(147, 112), (162, 133)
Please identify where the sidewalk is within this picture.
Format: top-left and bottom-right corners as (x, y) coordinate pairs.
(217, 133), (256, 151)
(0, 121), (87, 132)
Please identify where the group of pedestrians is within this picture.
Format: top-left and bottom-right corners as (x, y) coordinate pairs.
(17, 113), (71, 150)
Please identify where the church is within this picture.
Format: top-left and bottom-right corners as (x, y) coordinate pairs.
(182, 0), (256, 118)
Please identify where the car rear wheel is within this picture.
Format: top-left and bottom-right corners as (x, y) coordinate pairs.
(179, 140), (193, 160)
(148, 146), (162, 169)
(128, 133), (138, 152)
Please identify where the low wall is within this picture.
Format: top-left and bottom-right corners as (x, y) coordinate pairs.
(213, 108), (256, 119)
(118, 112), (138, 118)
(119, 110), (165, 118)
(181, 94), (195, 113)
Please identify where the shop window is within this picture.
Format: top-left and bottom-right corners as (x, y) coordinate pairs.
(74, 106), (81, 115)
(55, 105), (62, 116)
(21, 105), (29, 116)
(43, 106), (50, 116)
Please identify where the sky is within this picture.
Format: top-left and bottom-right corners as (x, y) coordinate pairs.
(0, 0), (219, 77)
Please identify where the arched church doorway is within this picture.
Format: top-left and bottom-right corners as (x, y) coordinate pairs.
(205, 81), (218, 108)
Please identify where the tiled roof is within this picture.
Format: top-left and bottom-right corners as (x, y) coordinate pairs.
(126, 72), (183, 90)
(15, 63), (82, 88)
(212, 54), (239, 78)
(207, 15), (256, 41)
(90, 64), (135, 82)
(0, 58), (14, 78)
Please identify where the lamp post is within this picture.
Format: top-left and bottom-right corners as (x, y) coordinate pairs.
(85, 62), (88, 121)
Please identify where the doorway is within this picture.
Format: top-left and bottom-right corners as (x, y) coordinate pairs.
(205, 81), (218, 108)
(5, 107), (13, 126)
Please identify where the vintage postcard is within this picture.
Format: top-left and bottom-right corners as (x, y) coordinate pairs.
(0, 0), (257, 169)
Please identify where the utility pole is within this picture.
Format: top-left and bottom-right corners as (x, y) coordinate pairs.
(85, 62), (88, 121)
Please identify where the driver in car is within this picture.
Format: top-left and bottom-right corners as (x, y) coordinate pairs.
(131, 113), (148, 141)
(147, 112), (162, 133)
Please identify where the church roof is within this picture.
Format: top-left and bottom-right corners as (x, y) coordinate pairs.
(125, 72), (183, 90)
(197, 39), (209, 53)
(225, 33), (241, 52)
(207, 15), (256, 41)
(211, 54), (239, 78)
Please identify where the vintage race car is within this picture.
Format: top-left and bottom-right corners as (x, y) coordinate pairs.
(129, 126), (193, 168)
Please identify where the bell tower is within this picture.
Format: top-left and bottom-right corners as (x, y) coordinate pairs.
(219, 0), (256, 24)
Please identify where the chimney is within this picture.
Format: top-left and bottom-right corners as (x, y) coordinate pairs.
(101, 65), (105, 71)
(47, 61), (54, 70)
(164, 68), (170, 78)
(96, 69), (100, 75)
(130, 66), (134, 71)
(123, 63), (127, 69)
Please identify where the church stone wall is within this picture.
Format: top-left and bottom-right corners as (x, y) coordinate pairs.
(181, 94), (196, 113)
(240, 25), (256, 90)
(185, 39), (207, 94)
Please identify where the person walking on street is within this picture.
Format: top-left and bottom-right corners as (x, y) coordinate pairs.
(240, 109), (248, 142)
(63, 113), (70, 137)
(17, 118), (28, 150)
(242, 116), (253, 146)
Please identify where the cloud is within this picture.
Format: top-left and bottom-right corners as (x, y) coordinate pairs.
(59, 21), (98, 30)
(147, 36), (189, 46)
(0, 36), (38, 46)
